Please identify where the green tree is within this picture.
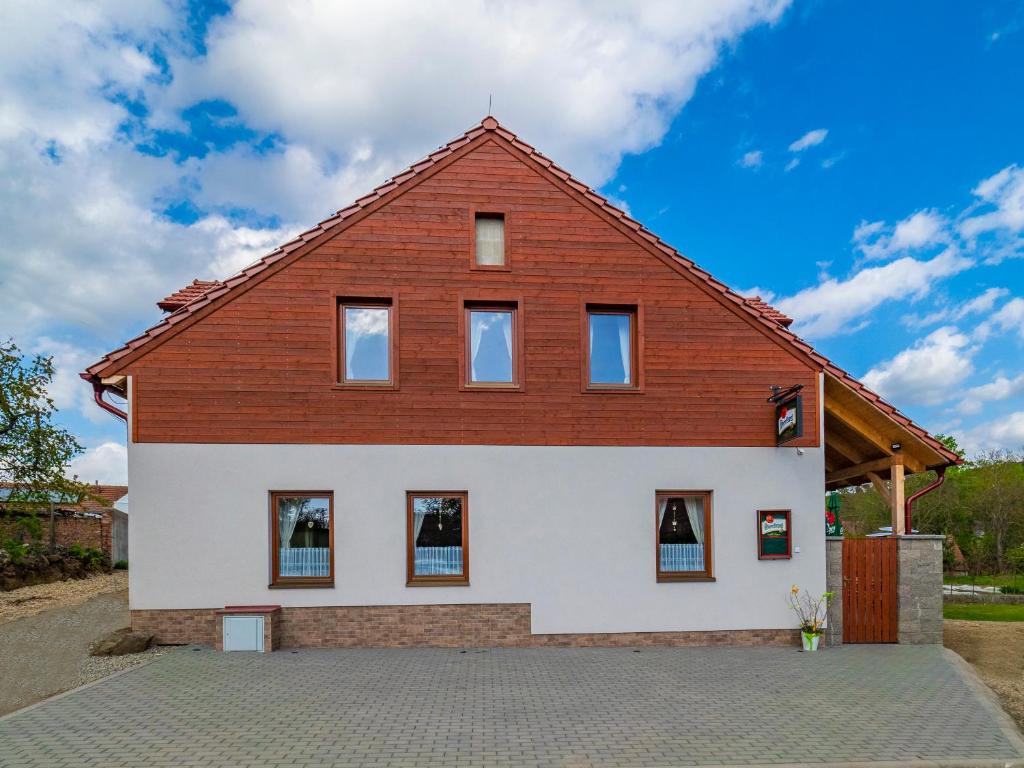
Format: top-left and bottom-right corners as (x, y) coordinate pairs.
(0, 340), (90, 533)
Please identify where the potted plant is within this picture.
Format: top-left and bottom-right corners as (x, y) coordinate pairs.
(788, 585), (833, 651)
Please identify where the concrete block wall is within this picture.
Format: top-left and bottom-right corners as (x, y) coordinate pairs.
(897, 535), (944, 644)
(825, 537), (843, 646)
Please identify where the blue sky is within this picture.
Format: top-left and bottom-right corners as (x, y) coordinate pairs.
(2, 1), (1023, 483)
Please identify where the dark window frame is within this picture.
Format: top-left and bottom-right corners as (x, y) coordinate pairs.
(269, 490), (335, 588)
(406, 490), (470, 586)
(581, 302), (643, 393)
(757, 509), (792, 560)
(334, 294), (399, 390)
(469, 207), (510, 272)
(655, 490), (714, 582)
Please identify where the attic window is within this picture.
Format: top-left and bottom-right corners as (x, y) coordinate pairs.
(473, 213), (506, 268)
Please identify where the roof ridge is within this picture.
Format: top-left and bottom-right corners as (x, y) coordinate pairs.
(83, 116), (958, 466)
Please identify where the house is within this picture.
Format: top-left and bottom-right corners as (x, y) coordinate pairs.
(82, 117), (958, 650)
(0, 483), (128, 561)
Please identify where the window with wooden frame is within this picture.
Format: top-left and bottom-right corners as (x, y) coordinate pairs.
(406, 491), (469, 586)
(337, 298), (395, 387)
(656, 491), (713, 581)
(471, 211), (508, 270)
(463, 302), (520, 388)
(270, 491), (334, 587)
(584, 304), (639, 390)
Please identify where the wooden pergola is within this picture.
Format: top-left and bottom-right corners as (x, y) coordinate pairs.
(824, 373), (955, 534)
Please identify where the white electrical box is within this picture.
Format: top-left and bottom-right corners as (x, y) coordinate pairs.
(223, 615), (264, 652)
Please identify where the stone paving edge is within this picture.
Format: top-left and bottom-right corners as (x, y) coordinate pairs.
(943, 647), (1024, 756)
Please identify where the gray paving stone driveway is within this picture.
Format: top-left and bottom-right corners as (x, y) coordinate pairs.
(0, 644), (1021, 767)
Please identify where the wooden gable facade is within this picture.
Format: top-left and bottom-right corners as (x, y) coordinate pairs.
(98, 129), (821, 448)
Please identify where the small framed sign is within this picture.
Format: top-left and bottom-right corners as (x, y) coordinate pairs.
(775, 394), (803, 445)
(758, 509), (791, 560)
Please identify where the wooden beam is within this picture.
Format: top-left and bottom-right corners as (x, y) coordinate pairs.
(825, 430), (866, 464)
(826, 397), (925, 473)
(867, 472), (891, 505)
(891, 462), (905, 534)
(826, 455), (902, 485)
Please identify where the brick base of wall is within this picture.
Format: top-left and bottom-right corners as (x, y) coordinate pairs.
(132, 603), (800, 650)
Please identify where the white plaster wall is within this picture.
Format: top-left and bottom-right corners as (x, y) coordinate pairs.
(128, 441), (826, 635)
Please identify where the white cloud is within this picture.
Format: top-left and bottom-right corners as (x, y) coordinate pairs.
(861, 327), (975, 407)
(959, 165), (1024, 239)
(787, 128), (828, 153)
(959, 372), (1024, 416)
(163, 0), (792, 191)
(959, 412), (1024, 454)
(784, 157), (800, 172)
(903, 287), (1009, 329)
(0, 0), (793, 348)
(32, 337), (108, 425)
(66, 441), (127, 485)
(976, 297), (1024, 341)
(854, 209), (949, 261)
(775, 247), (973, 338)
(738, 149), (763, 168)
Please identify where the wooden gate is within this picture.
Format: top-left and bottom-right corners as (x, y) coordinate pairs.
(842, 537), (898, 643)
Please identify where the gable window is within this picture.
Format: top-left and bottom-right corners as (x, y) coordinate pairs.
(407, 491), (469, 586)
(586, 305), (637, 388)
(339, 299), (393, 385)
(465, 303), (518, 386)
(472, 212), (508, 269)
(656, 491), (713, 581)
(270, 492), (333, 587)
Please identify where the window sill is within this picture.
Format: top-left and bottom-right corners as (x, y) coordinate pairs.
(406, 580), (471, 587)
(268, 582), (335, 589)
(469, 264), (511, 272)
(461, 383), (522, 392)
(331, 383), (398, 392)
(583, 386), (644, 395)
(657, 575), (716, 583)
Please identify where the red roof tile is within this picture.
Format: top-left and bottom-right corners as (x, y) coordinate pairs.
(84, 117), (959, 467)
(156, 279), (224, 312)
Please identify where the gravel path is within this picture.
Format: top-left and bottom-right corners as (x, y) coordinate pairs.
(0, 589), (130, 716)
(0, 571), (127, 624)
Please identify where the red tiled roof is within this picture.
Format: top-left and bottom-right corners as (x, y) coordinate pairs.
(83, 116), (959, 467)
(744, 297), (794, 328)
(157, 279), (224, 312)
(0, 483), (126, 513)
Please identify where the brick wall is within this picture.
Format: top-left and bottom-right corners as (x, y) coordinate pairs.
(133, 603), (800, 649)
(0, 515), (109, 554)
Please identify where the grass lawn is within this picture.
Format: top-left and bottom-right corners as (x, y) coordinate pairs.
(944, 603), (1024, 622)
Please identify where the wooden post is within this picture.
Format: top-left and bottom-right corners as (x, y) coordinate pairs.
(890, 462), (905, 535)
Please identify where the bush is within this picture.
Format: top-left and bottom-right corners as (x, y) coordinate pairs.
(113, 559), (128, 570)
(1001, 585), (1024, 595)
(67, 543), (106, 569)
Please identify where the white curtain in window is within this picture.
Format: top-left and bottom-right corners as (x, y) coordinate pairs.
(413, 502), (427, 547)
(617, 316), (631, 384)
(278, 499), (302, 551)
(501, 313), (512, 359)
(475, 216), (505, 265)
(684, 496), (704, 544)
(470, 314), (485, 380)
(657, 497), (668, 527)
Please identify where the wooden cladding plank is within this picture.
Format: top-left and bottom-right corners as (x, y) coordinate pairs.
(129, 142), (821, 446)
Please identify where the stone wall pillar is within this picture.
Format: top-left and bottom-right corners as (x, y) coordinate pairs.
(897, 535), (944, 644)
(825, 537), (843, 646)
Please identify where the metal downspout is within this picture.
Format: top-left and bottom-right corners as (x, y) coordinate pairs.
(904, 466), (946, 535)
(81, 373), (127, 422)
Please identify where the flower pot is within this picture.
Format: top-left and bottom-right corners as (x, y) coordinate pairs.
(801, 631), (821, 652)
